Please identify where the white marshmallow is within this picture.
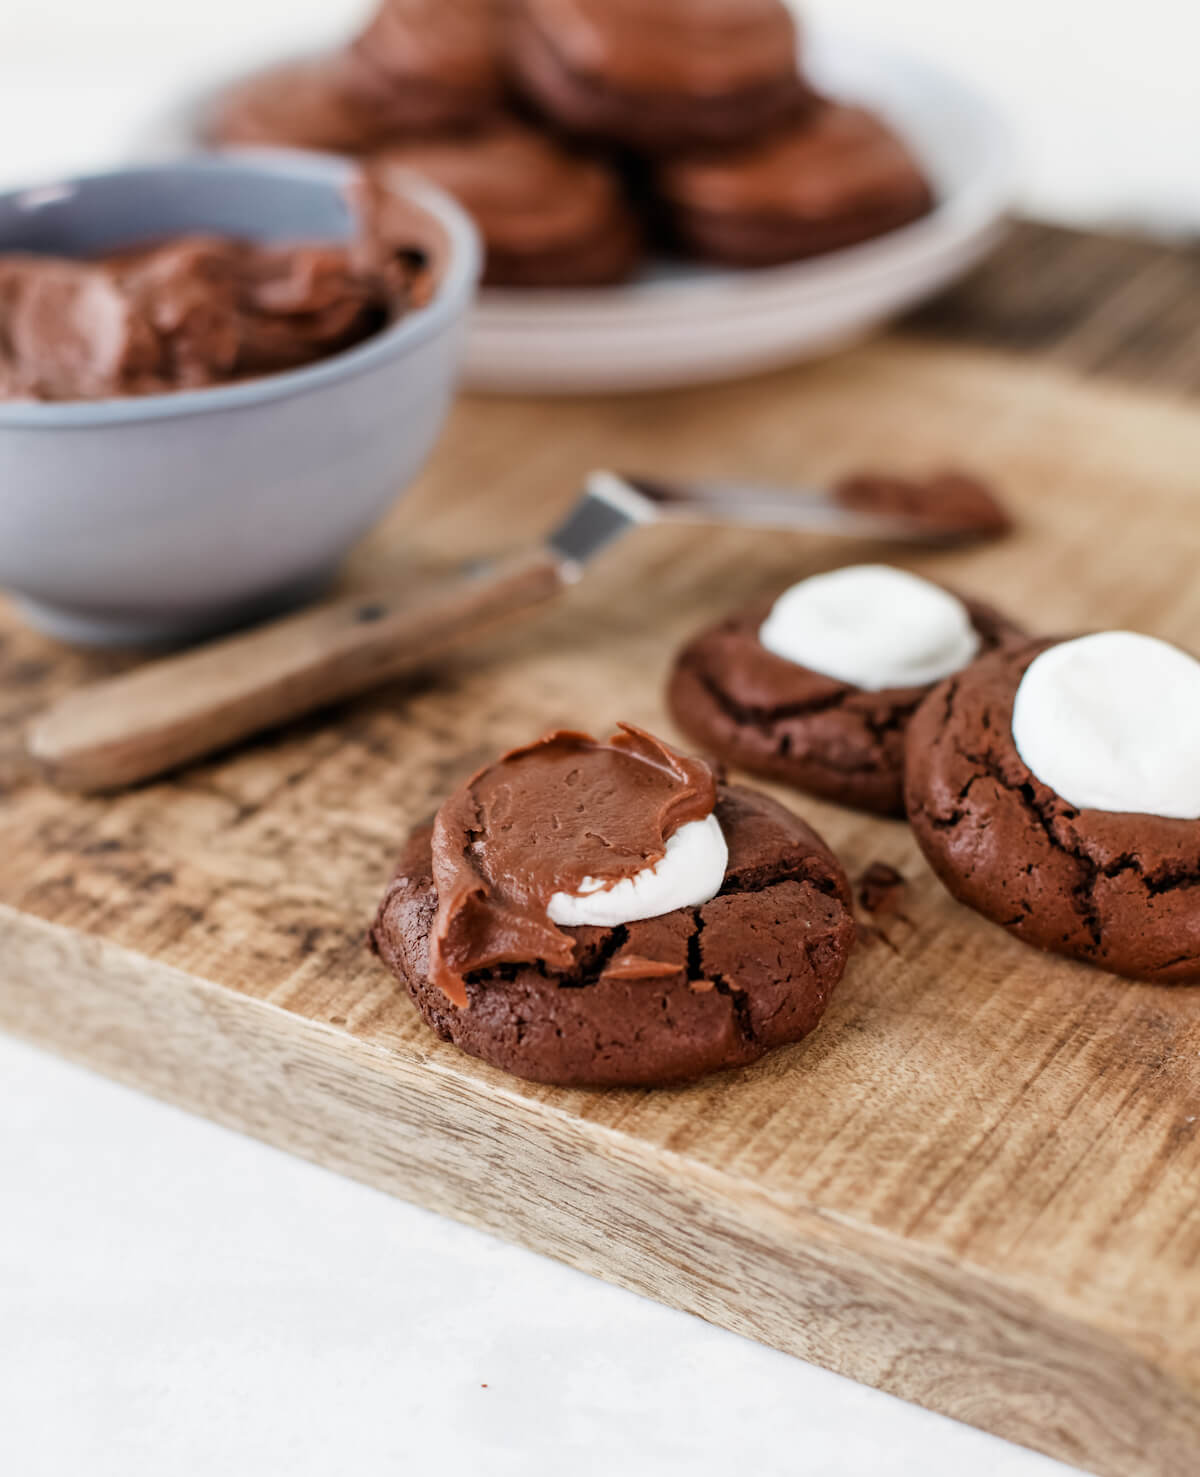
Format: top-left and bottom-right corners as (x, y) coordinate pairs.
(1012, 631), (1200, 819)
(546, 813), (728, 928)
(758, 564), (981, 691)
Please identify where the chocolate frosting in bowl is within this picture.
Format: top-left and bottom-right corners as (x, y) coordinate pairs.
(0, 182), (441, 402)
(429, 724), (719, 1006)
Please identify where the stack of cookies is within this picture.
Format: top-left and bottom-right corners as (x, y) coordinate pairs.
(208, 0), (934, 287)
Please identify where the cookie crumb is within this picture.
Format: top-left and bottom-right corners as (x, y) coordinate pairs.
(858, 861), (905, 915)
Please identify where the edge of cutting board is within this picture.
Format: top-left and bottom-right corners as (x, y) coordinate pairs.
(4, 902), (1196, 1477)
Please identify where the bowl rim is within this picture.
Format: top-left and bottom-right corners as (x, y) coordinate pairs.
(0, 151), (482, 429)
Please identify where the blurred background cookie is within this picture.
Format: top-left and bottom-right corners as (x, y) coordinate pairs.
(204, 2), (946, 299)
(507, 0), (815, 152)
(656, 104), (934, 266)
(370, 120), (641, 286)
(208, 54), (416, 153)
(210, 1), (502, 149)
(345, 0), (503, 132)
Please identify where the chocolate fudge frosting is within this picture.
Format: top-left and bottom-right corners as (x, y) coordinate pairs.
(209, 55), (412, 154)
(429, 724), (718, 1006)
(370, 120), (641, 285)
(0, 196), (433, 402)
(211, 2), (501, 150)
(834, 470), (1013, 540)
(661, 104), (930, 217)
(351, 0), (501, 94)
(519, 0), (801, 95)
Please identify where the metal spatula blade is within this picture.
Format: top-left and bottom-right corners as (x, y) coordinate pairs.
(548, 470), (971, 574)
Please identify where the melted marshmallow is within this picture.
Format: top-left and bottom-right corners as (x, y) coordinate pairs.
(758, 564), (980, 691)
(1012, 631), (1200, 819)
(546, 813), (728, 927)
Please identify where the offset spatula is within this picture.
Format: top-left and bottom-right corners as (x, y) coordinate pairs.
(28, 470), (980, 793)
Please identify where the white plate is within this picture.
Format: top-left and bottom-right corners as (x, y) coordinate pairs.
(467, 25), (1014, 393)
(136, 23), (1014, 396)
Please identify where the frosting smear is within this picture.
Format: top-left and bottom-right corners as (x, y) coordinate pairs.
(429, 724), (721, 1005)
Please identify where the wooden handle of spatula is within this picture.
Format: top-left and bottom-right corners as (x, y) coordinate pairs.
(27, 550), (566, 794)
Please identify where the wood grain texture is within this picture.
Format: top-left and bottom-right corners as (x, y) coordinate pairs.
(27, 549), (565, 792)
(908, 220), (1200, 395)
(5, 231), (1200, 1477)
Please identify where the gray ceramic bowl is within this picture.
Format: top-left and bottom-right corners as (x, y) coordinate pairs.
(0, 154), (481, 646)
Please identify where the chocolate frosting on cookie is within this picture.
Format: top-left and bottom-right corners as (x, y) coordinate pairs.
(352, 0), (501, 93)
(661, 104), (929, 216)
(370, 120), (641, 285)
(429, 724), (718, 1006)
(520, 0), (801, 95)
(210, 0), (501, 155)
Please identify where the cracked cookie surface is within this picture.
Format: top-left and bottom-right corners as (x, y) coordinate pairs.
(667, 592), (1023, 816)
(371, 783), (855, 1086)
(906, 639), (1200, 983)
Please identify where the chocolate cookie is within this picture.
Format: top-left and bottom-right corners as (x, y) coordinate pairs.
(656, 104), (933, 267)
(209, 2), (501, 149)
(347, 0), (503, 132)
(667, 589), (1022, 817)
(906, 640), (1200, 983)
(507, 0), (816, 152)
(372, 758), (854, 1087)
(370, 120), (641, 286)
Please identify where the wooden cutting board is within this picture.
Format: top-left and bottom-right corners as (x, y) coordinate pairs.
(5, 232), (1200, 1477)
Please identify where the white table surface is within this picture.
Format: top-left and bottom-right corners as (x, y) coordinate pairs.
(2, 1034), (1075, 1477)
(2, 4), (1184, 1473)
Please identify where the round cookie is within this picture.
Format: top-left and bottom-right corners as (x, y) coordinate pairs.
(209, 2), (501, 150)
(372, 778), (855, 1088)
(667, 585), (1022, 817)
(207, 54), (419, 154)
(507, 0), (816, 152)
(656, 103), (933, 267)
(370, 121), (642, 286)
(347, 0), (503, 131)
(905, 639), (1200, 984)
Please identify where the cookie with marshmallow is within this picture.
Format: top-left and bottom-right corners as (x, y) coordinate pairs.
(906, 632), (1200, 982)
(372, 723), (855, 1086)
(667, 564), (1023, 816)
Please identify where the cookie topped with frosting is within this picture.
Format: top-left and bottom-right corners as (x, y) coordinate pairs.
(428, 725), (721, 1006)
(507, 0), (816, 151)
(372, 724), (855, 1086)
(370, 120), (641, 286)
(656, 103), (933, 266)
(209, 1), (501, 149)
